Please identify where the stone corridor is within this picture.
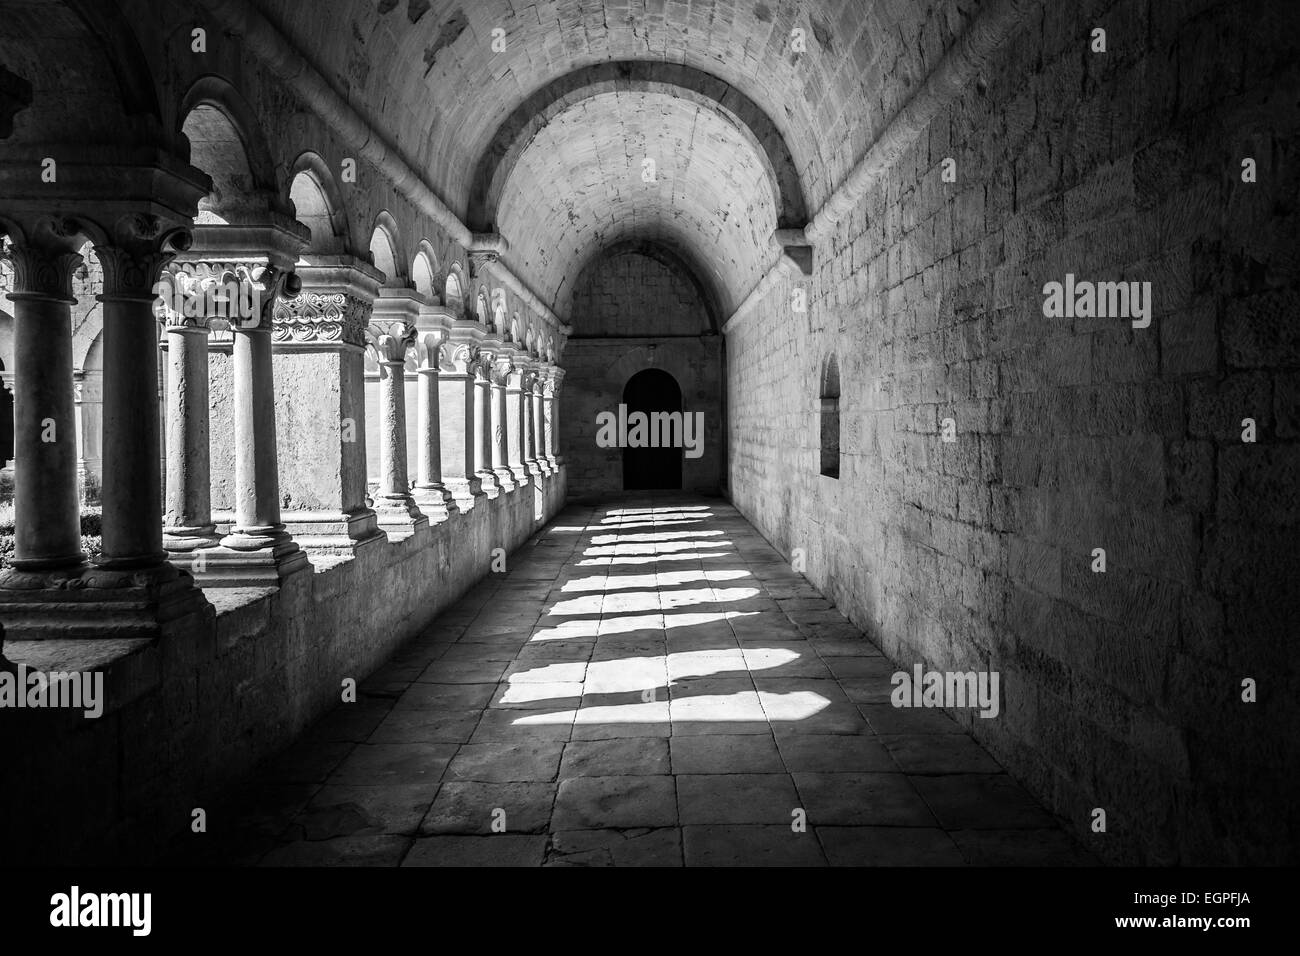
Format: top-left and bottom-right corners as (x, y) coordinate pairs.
(177, 497), (1093, 867)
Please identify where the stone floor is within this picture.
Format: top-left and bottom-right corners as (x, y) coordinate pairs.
(180, 495), (1095, 866)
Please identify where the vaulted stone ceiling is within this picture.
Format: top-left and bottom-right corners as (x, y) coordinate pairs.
(242, 0), (974, 313)
(499, 89), (777, 317)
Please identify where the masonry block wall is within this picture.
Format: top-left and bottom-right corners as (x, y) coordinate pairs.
(2, 471), (566, 864)
(563, 249), (723, 496)
(563, 337), (723, 496)
(727, 0), (1300, 865)
(571, 249), (710, 337)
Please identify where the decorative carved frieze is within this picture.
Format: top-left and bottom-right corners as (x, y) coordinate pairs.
(274, 289), (371, 346)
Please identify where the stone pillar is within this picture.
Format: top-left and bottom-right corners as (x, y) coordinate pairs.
(532, 373), (551, 476)
(474, 351), (500, 499)
(1, 212), (209, 638)
(542, 367), (562, 469)
(438, 338), (483, 511)
(271, 257), (383, 552)
(157, 264), (218, 552)
(491, 354), (518, 493)
(213, 263), (307, 579)
(368, 298), (427, 538)
(412, 309), (455, 521)
(0, 232), (87, 582)
(505, 362), (533, 486)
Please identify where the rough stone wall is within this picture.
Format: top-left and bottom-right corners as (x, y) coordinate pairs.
(563, 337), (723, 497)
(1, 469), (566, 864)
(727, 0), (1300, 865)
(564, 248), (722, 496)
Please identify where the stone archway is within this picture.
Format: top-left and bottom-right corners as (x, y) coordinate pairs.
(622, 367), (683, 491)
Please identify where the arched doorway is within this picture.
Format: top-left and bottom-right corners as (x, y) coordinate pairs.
(622, 368), (683, 490)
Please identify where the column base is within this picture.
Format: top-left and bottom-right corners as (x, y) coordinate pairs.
(373, 495), (429, 541)
(170, 541), (309, 588)
(493, 467), (518, 494)
(525, 459), (547, 479)
(163, 525), (221, 551)
(476, 470), (501, 500)
(277, 509), (385, 553)
(508, 464), (532, 489)
(0, 563), (210, 641)
(412, 483), (456, 522)
(443, 476), (484, 512)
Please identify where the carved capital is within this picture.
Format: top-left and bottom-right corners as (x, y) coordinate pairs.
(273, 289), (371, 346)
(1, 225), (84, 302)
(156, 261), (238, 330)
(489, 354), (515, 387)
(99, 214), (194, 302)
(541, 367), (565, 396)
(471, 349), (496, 381)
(468, 250), (499, 280)
(413, 328), (446, 369)
(367, 319), (416, 365)
(438, 341), (478, 375)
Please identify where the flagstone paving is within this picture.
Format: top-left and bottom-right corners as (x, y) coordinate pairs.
(177, 496), (1096, 867)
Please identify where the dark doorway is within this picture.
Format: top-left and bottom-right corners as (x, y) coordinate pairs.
(622, 368), (683, 490)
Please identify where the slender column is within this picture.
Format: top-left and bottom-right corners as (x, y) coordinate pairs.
(542, 369), (561, 468)
(95, 230), (189, 571)
(158, 264), (218, 551)
(368, 318), (426, 537)
(532, 375), (551, 476)
(438, 340), (482, 510)
(216, 263), (308, 579)
(505, 364), (532, 486)
(520, 367), (543, 479)
(0, 233), (86, 580)
(492, 355), (518, 492)
(474, 353), (500, 498)
(412, 326), (453, 521)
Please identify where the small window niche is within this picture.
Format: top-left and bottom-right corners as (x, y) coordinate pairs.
(819, 354), (840, 479)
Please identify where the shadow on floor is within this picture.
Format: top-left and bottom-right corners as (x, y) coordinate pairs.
(160, 495), (1097, 867)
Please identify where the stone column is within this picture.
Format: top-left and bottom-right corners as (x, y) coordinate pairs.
(0, 231), (87, 582)
(474, 351), (500, 499)
(367, 302), (426, 538)
(271, 257), (383, 552)
(157, 264), (218, 552)
(411, 309), (455, 521)
(532, 373), (551, 476)
(210, 261), (308, 583)
(505, 362), (533, 487)
(438, 337), (483, 511)
(542, 367), (563, 469)
(491, 354), (518, 493)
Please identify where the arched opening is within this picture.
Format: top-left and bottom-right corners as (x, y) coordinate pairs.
(819, 354), (840, 479)
(180, 103), (262, 225)
(288, 159), (347, 255)
(412, 242), (438, 301)
(368, 217), (401, 286)
(445, 270), (464, 315)
(622, 368), (682, 491)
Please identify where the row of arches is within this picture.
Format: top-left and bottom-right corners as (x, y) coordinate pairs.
(181, 88), (557, 360)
